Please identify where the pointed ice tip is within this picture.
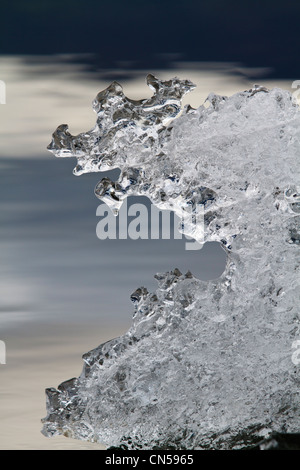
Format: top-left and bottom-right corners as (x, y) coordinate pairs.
(146, 73), (159, 91)
(173, 267), (182, 277)
(94, 81), (124, 107)
(110, 81), (124, 94)
(57, 123), (69, 132)
(47, 137), (59, 153)
(185, 270), (193, 279)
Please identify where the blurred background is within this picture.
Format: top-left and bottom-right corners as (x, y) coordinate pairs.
(0, 0), (298, 450)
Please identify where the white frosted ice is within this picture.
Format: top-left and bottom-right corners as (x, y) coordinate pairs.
(42, 76), (300, 449)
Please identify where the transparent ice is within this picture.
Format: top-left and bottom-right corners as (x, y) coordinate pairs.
(42, 75), (300, 449)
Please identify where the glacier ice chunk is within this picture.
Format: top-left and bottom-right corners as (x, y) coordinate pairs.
(42, 76), (300, 449)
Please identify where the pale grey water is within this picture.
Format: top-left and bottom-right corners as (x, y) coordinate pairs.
(0, 56), (292, 449)
(0, 157), (226, 327)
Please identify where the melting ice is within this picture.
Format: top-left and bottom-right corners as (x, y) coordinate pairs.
(43, 75), (300, 449)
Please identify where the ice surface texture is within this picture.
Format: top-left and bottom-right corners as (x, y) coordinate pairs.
(42, 76), (300, 449)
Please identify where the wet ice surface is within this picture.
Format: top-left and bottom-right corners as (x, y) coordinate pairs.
(42, 77), (300, 449)
(0, 56), (297, 449)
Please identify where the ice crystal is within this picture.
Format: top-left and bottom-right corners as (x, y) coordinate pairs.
(42, 76), (300, 449)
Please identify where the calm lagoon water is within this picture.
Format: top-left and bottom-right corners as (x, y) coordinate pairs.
(0, 56), (293, 449)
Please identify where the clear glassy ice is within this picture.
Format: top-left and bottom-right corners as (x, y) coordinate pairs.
(42, 75), (300, 449)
